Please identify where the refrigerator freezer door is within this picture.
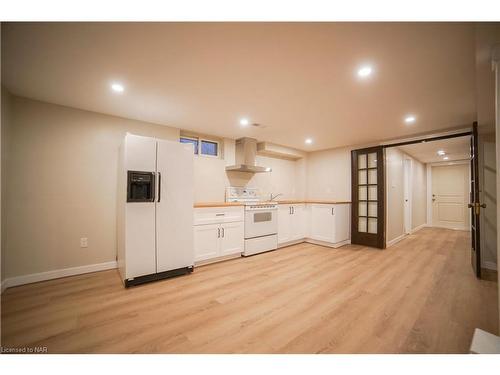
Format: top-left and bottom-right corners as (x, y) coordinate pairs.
(155, 140), (195, 272)
(124, 134), (157, 279)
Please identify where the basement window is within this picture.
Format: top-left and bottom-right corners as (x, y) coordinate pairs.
(180, 136), (199, 154)
(180, 135), (220, 158)
(200, 140), (219, 157)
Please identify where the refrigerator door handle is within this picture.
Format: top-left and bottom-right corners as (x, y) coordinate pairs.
(157, 172), (161, 202)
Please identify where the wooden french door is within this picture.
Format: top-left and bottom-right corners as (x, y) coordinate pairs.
(469, 122), (483, 278)
(351, 146), (385, 248)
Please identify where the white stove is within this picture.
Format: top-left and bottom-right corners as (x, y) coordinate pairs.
(226, 187), (278, 256)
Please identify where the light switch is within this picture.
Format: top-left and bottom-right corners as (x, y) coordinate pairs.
(80, 237), (88, 248)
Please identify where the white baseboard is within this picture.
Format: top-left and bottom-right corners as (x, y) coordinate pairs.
(278, 238), (306, 248)
(386, 234), (407, 248)
(411, 223), (427, 234)
(1, 261), (117, 292)
(305, 238), (351, 249)
(482, 261), (497, 271)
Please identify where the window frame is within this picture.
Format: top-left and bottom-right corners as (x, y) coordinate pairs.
(179, 136), (200, 155)
(199, 138), (220, 158)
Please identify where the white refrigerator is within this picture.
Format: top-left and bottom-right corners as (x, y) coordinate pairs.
(117, 134), (194, 287)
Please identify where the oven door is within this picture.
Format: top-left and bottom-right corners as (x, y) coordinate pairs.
(245, 209), (278, 239)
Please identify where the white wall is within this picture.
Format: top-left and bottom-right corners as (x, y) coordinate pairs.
(2, 95), (180, 279)
(385, 148), (405, 243)
(411, 157), (427, 230)
(2, 93), (306, 280)
(306, 146), (352, 201)
(386, 148), (427, 244)
(192, 153), (306, 203)
(1, 88), (11, 285)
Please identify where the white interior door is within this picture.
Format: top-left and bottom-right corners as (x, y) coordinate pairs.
(431, 164), (470, 230)
(403, 158), (412, 234)
(156, 140), (194, 272)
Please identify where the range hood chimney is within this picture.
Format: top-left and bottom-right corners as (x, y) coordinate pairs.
(225, 137), (272, 173)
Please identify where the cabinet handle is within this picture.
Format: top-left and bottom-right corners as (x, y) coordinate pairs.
(292, 206), (294, 214)
(222, 227), (225, 238)
(157, 172), (161, 202)
(217, 228), (220, 238)
(289, 206), (292, 215)
(331, 207), (334, 215)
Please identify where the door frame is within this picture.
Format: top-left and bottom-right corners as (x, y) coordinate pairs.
(403, 157), (413, 234)
(352, 129), (473, 250)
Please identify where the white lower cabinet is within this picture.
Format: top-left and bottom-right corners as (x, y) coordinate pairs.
(219, 221), (245, 256)
(278, 205), (292, 244)
(193, 223), (220, 261)
(278, 203), (350, 247)
(309, 204), (350, 244)
(193, 208), (244, 263)
(278, 204), (307, 245)
(309, 204), (335, 242)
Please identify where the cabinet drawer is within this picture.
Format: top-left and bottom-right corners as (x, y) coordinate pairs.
(194, 206), (244, 225)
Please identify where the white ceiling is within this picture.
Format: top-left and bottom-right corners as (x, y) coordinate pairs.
(1, 22), (479, 151)
(397, 136), (470, 163)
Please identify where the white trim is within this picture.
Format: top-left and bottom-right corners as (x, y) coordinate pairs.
(304, 238), (351, 249)
(411, 223), (427, 233)
(278, 238), (306, 248)
(386, 233), (407, 248)
(2, 261), (117, 291)
(482, 261), (497, 271)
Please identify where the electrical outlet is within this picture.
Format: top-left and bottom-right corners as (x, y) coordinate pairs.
(80, 237), (88, 248)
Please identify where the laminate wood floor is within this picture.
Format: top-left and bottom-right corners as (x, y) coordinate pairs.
(1, 228), (498, 353)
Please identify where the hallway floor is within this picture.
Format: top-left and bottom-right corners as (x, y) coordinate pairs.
(1, 227), (498, 353)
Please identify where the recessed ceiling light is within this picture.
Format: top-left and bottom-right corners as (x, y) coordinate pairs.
(305, 138), (313, 145)
(443, 156), (449, 160)
(437, 150), (446, 156)
(111, 83), (125, 93)
(357, 65), (373, 78)
(404, 115), (416, 124)
(239, 118), (250, 126)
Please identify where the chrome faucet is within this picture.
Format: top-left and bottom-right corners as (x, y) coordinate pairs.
(270, 193), (283, 201)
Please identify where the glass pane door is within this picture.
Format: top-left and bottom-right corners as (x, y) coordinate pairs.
(351, 147), (385, 248)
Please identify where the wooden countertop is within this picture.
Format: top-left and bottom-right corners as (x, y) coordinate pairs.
(193, 202), (244, 208)
(276, 200), (351, 205)
(193, 200), (351, 208)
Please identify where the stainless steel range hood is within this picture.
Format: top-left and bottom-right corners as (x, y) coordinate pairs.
(225, 137), (272, 173)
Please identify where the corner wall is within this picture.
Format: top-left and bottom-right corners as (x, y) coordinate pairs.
(385, 148), (427, 245)
(2, 95), (179, 280)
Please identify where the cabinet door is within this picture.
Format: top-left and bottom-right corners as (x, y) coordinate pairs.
(278, 205), (292, 244)
(332, 204), (350, 243)
(290, 204), (306, 241)
(310, 204), (335, 243)
(220, 221), (244, 256)
(194, 224), (220, 262)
